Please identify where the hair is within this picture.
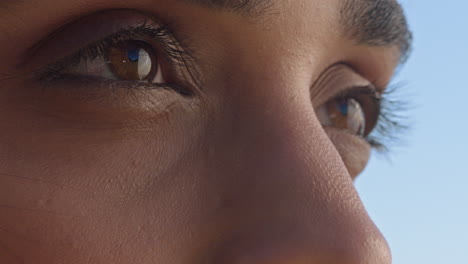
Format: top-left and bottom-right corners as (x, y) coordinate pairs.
(342, 0), (413, 64)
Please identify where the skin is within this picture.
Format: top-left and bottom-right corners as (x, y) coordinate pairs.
(0, 0), (409, 263)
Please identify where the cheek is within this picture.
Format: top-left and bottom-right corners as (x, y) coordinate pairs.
(323, 127), (371, 179)
(0, 98), (207, 263)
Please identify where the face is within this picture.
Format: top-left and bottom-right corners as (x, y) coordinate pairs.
(0, 0), (411, 263)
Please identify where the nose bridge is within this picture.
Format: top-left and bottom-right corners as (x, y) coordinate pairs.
(217, 71), (353, 208)
(208, 76), (391, 263)
(220, 87), (357, 224)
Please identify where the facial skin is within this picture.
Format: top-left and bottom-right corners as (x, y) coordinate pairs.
(0, 0), (411, 263)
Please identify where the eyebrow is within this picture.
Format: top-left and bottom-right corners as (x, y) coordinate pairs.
(342, 0), (413, 64)
(183, 0), (412, 63)
(2, 0), (411, 62)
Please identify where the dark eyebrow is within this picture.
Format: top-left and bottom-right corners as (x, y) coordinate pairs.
(184, 0), (412, 63)
(341, 0), (413, 64)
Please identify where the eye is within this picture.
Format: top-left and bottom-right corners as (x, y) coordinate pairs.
(37, 21), (194, 97)
(316, 86), (380, 138)
(67, 39), (166, 83)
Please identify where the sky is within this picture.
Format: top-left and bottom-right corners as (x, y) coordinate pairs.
(355, 0), (468, 263)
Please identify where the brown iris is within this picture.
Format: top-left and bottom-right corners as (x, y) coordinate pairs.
(107, 40), (158, 81)
(326, 97), (366, 137)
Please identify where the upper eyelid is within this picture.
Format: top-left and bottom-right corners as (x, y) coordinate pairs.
(53, 23), (178, 68)
(22, 10), (179, 69)
(310, 63), (375, 107)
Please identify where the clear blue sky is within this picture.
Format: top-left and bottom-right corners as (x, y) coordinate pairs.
(355, 0), (468, 263)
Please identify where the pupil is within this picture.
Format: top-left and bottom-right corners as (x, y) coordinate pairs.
(127, 48), (140, 62)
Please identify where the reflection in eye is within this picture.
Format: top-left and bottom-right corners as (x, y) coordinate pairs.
(316, 86), (380, 139)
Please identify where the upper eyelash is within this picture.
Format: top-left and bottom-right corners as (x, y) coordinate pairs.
(38, 21), (191, 86)
(367, 83), (410, 153)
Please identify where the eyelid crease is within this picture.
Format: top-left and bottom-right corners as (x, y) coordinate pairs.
(310, 63), (374, 108)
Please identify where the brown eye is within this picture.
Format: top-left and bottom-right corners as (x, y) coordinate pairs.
(107, 40), (160, 81)
(326, 98), (366, 136)
(316, 87), (380, 138)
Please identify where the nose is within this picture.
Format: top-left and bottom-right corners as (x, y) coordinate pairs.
(205, 75), (392, 264)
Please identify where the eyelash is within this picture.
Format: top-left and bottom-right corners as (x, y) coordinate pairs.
(38, 21), (193, 95)
(367, 84), (409, 153)
(332, 84), (408, 153)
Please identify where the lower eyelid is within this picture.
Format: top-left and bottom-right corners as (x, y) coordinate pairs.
(32, 76), (183, 109)
(323, 126), (372, 179)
